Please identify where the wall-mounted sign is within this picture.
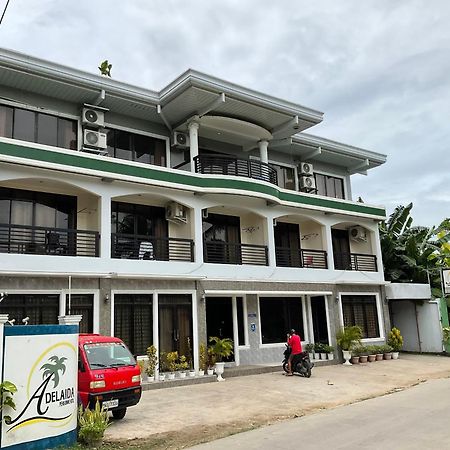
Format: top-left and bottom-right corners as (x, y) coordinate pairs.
(2, 325), (78, 449)
(250, 323), (256, 332)
(443, 268), (450, 295)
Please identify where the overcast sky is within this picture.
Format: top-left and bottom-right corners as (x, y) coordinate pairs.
(0, 0), (448, 227)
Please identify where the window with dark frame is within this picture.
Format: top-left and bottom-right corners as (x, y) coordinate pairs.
(0, 294), (59, 325)
(0, 104), (77, 150)
(236, 297), (245, 346)
(314, 173), (345, 199)
(66, 294), (94, 334)
(114, 294), (153, 356)
(106, 128), (166, 167)
(260, 297), (304, 344)
(269, 163), (295, 190)
(342, 295), (380, 338)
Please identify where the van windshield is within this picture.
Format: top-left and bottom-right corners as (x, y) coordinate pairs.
(84, 342), (136, 370)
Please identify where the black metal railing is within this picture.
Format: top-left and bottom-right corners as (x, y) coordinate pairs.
(0, 223), (99, 257)
(194, 154), (278, 185)
(204, 241), (268, 266)
(275, 247), (328, 269)
(334, 252), (378, 272)
(111, 233), (194, 262)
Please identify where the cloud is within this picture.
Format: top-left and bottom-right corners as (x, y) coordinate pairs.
(0, 0), (448, 226)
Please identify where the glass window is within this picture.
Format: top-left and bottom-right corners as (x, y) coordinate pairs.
(0, 105), (13, 138)
(115, 130), (132, 161)
(37, 113), (58, 147)
(314, 173), (345, 199)
(0, 294), (59, 325)
(0, 199), (10, 223)
(67, 294), (93, 333)
(260, 297), (304, 344)
(14, 109), (36, 142)
(57, 118), (77, 150)
(84, 342), (136, 370)
(342, 295), (379, 338)
(270, 164), (295, 190)
(134, 134), (151, 164)
(237, 297), (245, 346)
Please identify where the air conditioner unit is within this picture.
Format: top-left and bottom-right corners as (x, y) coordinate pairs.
(83, 129), (107, 149)
(82, 107), (105, 128)
(171, 132), (190, 148)
(349, 226), (367, 242)
(166, 202), (187, 224)
(298, 162), (314, 175)
(299, 175), (316, 190)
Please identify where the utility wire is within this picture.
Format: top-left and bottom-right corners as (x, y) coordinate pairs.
(0, 0), (11, 27)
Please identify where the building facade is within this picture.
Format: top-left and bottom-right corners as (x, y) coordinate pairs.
(0, 48), (389, 368)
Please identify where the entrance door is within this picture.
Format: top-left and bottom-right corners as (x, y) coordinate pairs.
(274, 222), (301, 267)
(311, 296), (329, 344)
(158, 294), (193, 358)
(206, 297), (234, 361)
(332, 229), (351, 270)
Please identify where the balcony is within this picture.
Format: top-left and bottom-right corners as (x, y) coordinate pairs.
(111, 233), (194, 262)
(334, 252), (378, 272)
(276, 248), (328, 269)
(194, 154), (278, 185)
(0, 224), (99, 257)
(204, 241), (268, 266)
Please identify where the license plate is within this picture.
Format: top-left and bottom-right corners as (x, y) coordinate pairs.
(103, 399), (119, 409)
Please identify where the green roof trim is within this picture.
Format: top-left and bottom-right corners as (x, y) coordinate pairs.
(0, 141), (386, 218)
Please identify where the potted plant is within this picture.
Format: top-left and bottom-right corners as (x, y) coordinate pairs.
(146, 345), (158, 381)
(209, 336), (233, 381)
(373, 345), (384, 361)
(166, 351), (178, 379)
(137, 360), (147, 383)
(198, 343), (207, 376)
(336, 326), (362, 365)
(206, 347), (216, 376)
(323, 344), (334, 361)
(387, 327), (403, 359)
(78, 400), (110, 447)
(176, 355), (189, 378)
(359, 346), (368, 363)
(158, 352), (168, 381)
(314, 342), (326, 360)
(187, 337), (196, 376)
(350, 346), (361, 364)
(382, 344), (393, 360)
(367, 345), (376, 362)
(305, 343), (315, 361)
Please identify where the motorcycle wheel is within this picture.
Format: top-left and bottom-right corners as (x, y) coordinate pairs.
(304, 367), (312, 378)
(282, 362), (289, 373)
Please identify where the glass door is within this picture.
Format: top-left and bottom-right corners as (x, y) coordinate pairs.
(206, 297), (234, 362)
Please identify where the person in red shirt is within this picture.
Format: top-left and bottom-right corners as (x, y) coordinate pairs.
(287, 329), (303, 376)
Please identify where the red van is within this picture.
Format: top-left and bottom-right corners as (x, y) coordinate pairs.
(78, 334), (142, 420)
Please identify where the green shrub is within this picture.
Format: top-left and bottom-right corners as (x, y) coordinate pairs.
(443, 327), (450, 344)
(304, 343), (314, 353)
(199, 343), (208, 371)
(208, 336), (233, 363)
(336, 326), (362, 351)
(78, 401), (109, 446)
(314, 342), (325, 353)
(166, 351), (179, 373)
(146, 345), (158, 377)
(322, 344), (334, 354)
(387, 327), (403, 352)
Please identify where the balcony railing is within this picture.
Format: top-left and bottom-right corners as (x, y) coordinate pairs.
(111, 233), (194, 262)
(334, 252), (378, 272)
(194, 154), (278, 186)
(275, 248), (328, 269)
(0, 223), (99, 257)
(204, 241), (268, 266)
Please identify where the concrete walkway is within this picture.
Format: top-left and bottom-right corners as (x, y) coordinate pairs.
(106, 354), (450, 445)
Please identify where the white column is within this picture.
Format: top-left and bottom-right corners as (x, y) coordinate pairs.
(324, 224), (335, 270)
(231, 296), (240, 366)
(266, 216), (276, 268)
(258, 140), (269, 164)
(100, 194), (111, 259)
(188, 120), (200, 173)
(192, 293), (199, 373)
(193, 207), (204, 264)
(0, 314), (8, 383)
(153, 293), (159, 375)
(371, 224), (384, 274)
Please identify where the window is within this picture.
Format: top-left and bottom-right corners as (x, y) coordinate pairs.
(314, 173), (344, 199)
(260, 297), (304, 344)
(342, 295), (380, 338)
(114, 294), (153, 356)
(236, 297), (246, 346)
(270, 164), (295, 190)
(106, 128), (166, 166)
(66, 294), (94, 333)
(0, 105), (77, 150)
(0, 294), (59, 325)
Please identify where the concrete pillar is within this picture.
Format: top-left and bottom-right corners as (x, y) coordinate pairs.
(324, 224), (335, 270)
(193, 207), (204, 264)
(371, 224), (384, 274)
(258, 140), (269, 164)
(188, 120), (200, 173)
(0, 314), (8, 381)
(266, 216), (276, 268)
(100, 195), (111, 259)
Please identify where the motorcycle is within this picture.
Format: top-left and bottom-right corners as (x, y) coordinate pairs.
(282, 345), (314, 378)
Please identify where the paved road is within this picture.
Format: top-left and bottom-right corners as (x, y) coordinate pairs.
(191, 377), (450, 450)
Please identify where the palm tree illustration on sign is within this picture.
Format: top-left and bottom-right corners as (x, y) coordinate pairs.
(41, 356), (67, 388)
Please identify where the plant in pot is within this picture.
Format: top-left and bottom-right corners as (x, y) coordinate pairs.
(387, 327), (403, 359)
(166, 351), (178, 379)
(305, 343), (315, 361)
(366, 345), (376, 362)
(187, 337), (196, 377)
(198, 343), (207, 376)
(158, 352), (168, 381)
(146, 345), (158, 381)
(350, 346), (361, 364)
(336, 326), (362, 365)
(359, 346), (369, 363)
(373, 345), (384, 361)
(323, 344), (335, 361)
(206, 347), (216, 375)
(209, 336), (233, 381)
(78, 400), (110, 447)
(382, 344), (393, 360)
(176, 355), (189, 378)
(314, 342), (326, 360)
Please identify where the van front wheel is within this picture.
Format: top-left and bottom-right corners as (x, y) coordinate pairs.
(112, 408), (127, 420)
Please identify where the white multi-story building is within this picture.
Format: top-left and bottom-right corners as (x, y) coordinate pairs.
(0, 48), (389, 367)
